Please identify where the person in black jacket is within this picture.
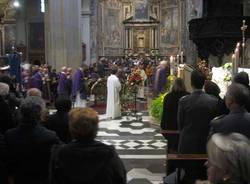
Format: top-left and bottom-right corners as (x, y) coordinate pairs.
(46, 96), (72, 143)
(5, 96), (60, 184)
(160, 78), (189, 152)
(50, 107), (126, 184)
(177, 70), (218, 182)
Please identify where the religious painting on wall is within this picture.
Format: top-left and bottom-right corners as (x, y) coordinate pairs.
(105, 0), (122, 9)
(104, 8), (122, 48)
(29, 23), (45, 50)
(134, 0), (148, 20)
(161, 0), (178, 8)
(160, 8), (179, 47)
(4, 24), (16, 54)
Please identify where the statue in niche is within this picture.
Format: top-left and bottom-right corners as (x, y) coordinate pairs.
(124, 5), (132, 19)
(150, 5), (159, 20)
(137, 33), (145, 48)
(134, 0), (148, 19)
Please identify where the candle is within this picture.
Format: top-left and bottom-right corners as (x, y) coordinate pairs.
(232, 53), (236, 75)
(177, 54), (180, 64)
(180, 51), (184, 63)
(170, 56), (174, 75)
(170, 55), (174, 63)
(234, 47), (239, 75)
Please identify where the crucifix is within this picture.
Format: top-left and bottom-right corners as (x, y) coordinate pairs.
(241, 20), (248, 66)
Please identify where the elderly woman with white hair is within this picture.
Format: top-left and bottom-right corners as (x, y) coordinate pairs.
(0, 82), (14, 133)
(206, 133), (250, 184)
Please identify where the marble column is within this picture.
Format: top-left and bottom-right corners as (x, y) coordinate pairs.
(81, 0), (91, 65)
(182, 0), (199, 66)
(45, 0), (81, 70)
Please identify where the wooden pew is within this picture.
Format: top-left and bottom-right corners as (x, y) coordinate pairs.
(160, 129), (179, 154)
(166, 154), (208, 184)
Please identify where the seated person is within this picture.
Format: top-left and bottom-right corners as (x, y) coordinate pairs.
(206, 133), (250, 184)
(210, 83), (250, 139)
(26, 88), (42, 97)
(49, 107), (126, 184)
(204, 81), (225, 115)
(5, 96), (60, 184)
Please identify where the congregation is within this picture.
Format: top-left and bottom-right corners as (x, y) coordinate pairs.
(0, 56), (250, 184)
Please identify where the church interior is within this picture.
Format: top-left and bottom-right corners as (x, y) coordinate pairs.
(0, 0), (250, 184)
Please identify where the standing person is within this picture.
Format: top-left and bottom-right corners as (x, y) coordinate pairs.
(178, 70), (218, 154)
(71, 67), (87, 107)
(57, 66), (68, 97)
(161, 78), (189, 152)
(154, 60), (169, 97)
(30, 66), (42, 91)
(106, 66), (121, 119)
(65, 67), (73, 97)
(49, 108), (126, 184)
(177, 70), (218, 181)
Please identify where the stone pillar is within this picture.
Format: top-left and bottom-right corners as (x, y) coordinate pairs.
(81, 0), (91, 65)
(45, 0), (81, 70)
(182, 0), (199, 66)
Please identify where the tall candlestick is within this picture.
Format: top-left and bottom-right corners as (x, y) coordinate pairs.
(241, 20), (248, 66)
(180, 51), (184, 63)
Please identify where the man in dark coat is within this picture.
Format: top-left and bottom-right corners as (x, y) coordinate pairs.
(50, 107), (126, 184)
(45, 97), (72, 143)
(5, 96), (60, 184)
(210, 83), (250, 139)
(177, 70), (218, 154)
(176, 70), (218, 181)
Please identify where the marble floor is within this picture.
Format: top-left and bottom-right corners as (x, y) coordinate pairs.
(97, 112), (167, 184)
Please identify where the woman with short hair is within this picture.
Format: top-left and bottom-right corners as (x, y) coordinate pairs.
(50, 107), (126, 184)
(206, 133), (250, 184)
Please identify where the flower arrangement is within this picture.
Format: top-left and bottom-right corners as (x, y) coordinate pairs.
(222, 63), (232, 82)
(127, 69), (143, 92)
(149, 74), (176, 122)
(197, 60), (212, 80)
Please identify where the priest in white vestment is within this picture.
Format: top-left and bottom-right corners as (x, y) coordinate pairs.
(106, 67), (121, 119)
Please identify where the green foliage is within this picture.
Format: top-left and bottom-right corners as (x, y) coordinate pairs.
(149, 75), (176, 122)
(222, 63), (232, 82)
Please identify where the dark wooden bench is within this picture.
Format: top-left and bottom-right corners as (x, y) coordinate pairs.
(161, 129), (180, 135)
(166, 154), (208, 184)
(161, 129), (179, 154)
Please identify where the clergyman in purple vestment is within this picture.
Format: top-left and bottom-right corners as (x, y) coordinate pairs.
(57, 71), (68, 97)
(154, 60), (169, 97)
(71, 68), (87, 107)
(30, 71), (43, 91)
